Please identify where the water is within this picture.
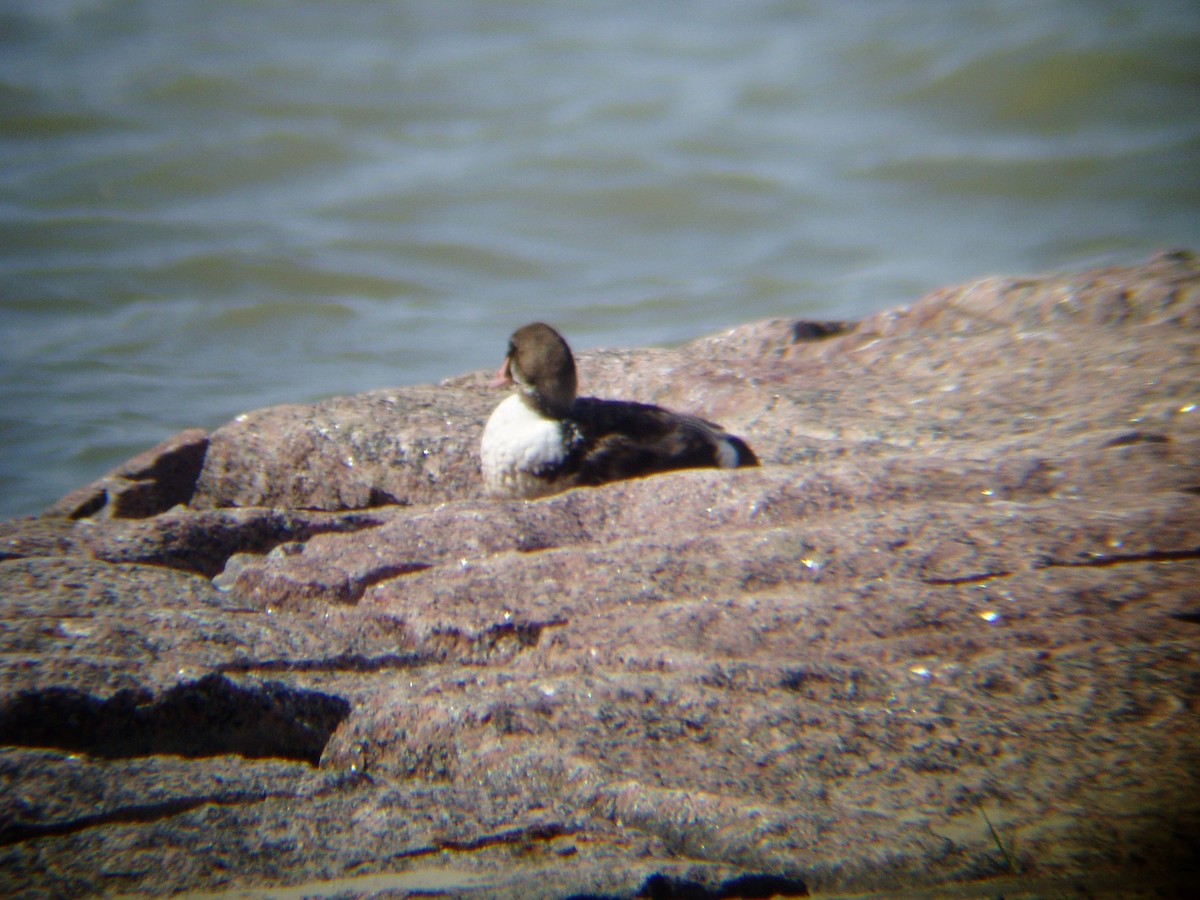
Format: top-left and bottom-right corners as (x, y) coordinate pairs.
(2, 0), (1198, 519)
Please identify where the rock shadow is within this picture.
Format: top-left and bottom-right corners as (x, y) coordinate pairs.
(0, 673), (349, 766)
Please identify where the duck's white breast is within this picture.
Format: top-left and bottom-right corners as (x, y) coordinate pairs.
(480, 394), (569, 497)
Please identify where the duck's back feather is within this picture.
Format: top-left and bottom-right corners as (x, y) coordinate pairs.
(568, 397), (758, 485)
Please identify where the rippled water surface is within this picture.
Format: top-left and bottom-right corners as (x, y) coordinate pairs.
(2, 0), (1198, 517)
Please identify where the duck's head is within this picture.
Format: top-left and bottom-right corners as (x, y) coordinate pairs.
(491, 322), (578, 417)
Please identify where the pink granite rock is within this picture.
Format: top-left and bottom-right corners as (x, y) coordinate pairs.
(190, 386), (496, 510)
(2, 253), (1198, 898)
(44, 428), (210, 519)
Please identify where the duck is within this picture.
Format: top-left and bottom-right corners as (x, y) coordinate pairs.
(480, 322), (758, 499)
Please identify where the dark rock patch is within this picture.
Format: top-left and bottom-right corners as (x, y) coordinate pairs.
(0, 674), (350, 765)
(790, 320), (851, 342)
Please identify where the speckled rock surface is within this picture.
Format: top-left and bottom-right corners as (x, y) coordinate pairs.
(2, 253), (1199, 899)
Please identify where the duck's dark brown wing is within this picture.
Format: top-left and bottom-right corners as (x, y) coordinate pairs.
(568, 397), (757, 486)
